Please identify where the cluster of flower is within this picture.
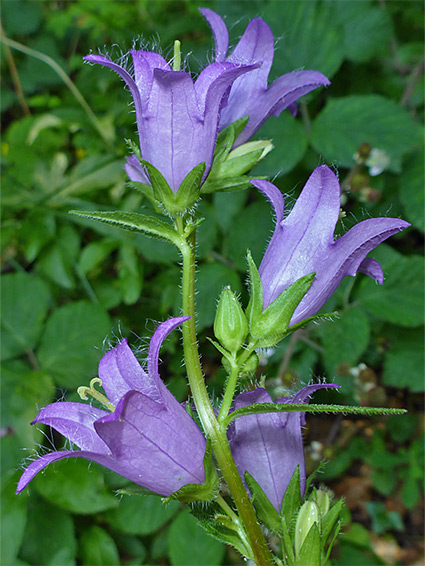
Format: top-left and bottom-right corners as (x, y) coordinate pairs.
(17, 8), (408, 526)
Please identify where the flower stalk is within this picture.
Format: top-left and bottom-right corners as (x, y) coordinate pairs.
(177, 225), (275, 566)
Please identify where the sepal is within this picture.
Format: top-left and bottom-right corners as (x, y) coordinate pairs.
(244, 471), (282, 535)
(245, 251), (263, 329)
(69, 210), (183, 247)
(250, 273), (315, 347)
(141, 160), (205, 215)
(163, 439), (219, 503)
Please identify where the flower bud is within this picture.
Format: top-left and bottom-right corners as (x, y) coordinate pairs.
(214, 287), (248, 353)
(295, 500), (320, 557)
(315, 489), (330, 517)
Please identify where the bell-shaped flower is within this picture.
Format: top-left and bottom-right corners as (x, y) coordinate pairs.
(16, 318), (207, 497)
(84, 50), (257, 194)
(252, 165), (410, 326)
(200, 8), (330, 147)
(228, 384), (339, 512)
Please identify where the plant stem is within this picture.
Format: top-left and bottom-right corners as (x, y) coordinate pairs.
(178, 230), (274, 566)
(218, 341), (257, 423)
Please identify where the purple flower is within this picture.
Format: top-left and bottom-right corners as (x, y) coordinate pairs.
(85, 51), (257, 193)
(252, 165), (410, 325)
(16, 318), (207, 496)
(229, 384), (339, 512)
(200, 8), (330, 147)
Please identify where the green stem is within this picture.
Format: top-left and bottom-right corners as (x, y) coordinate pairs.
(218, 341), (257, 423)
(178, 230), (274, 566)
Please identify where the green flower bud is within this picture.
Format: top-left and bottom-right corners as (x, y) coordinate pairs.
(214, 287), (248, 353)
(240, 352), (259, 376)
(295, 500), (320, 557)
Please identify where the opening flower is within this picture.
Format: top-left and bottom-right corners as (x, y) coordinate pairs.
(252, 165), (410, 326)
(85, 49), (257, 194)
(16, 317), (207, 497)
(200, 8), (330, 147)
(228, 384), (339, 512)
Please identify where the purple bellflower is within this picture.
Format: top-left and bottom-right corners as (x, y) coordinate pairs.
(16, 318), (207, 496)
(84, 50), (257, 193)
(200, 8), (330, 147)
(229, 384), (339, 512)
(252, 165), (410, 326)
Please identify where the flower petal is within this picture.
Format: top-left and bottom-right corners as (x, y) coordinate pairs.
(99, 338), (151, 405)
(232, 70), (330, 146)
(32, 402), (109, 453)
(125, 155), (150, 185)
(95, 390), (206, 496)
(199, 8), (229, 63)
(257, 166), (341, 308)
(84, 54), (144, 148)
(147, 317), (189, 403)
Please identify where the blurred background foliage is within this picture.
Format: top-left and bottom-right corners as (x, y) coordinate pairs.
(1, 0), (424, 564)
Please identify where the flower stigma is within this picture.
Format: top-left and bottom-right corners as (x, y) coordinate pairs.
(77, 377), (115, 412)
(173, 40), (181, 71)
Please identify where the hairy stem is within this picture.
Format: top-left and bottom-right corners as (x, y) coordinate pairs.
(178, 230), (274, 566)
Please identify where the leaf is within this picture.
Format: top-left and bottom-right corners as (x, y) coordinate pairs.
(213, 190), (248, 234)
(1, 272), (51, 361)
(295, 523), (321, 566)
(223, 198), (274, 271)
(333, 0), (394, 63)
(399, 147), (425, 232)
(168, 509), (226, 566)
(34, 458), (119, 514)
(1, 474), (28, 566)
(37, 300), (111, 388)
(383, 327), (424, 392)
(280, 466), (302, 527)
(70, 210), (182, 247)
(19, 497), (76, 565)
(118, 243), (143, 305)
(263, 0), (344, 77)
(251, 112), (309, 177)
(79, 526), (120, 566)
(195, 263), (242, 330)
(318, 307), (370, 375)
(357, 254), (424, 327)
(1, 360), (55, 446)
(311, 95), (422, 172)
(104, 495), (179, 536)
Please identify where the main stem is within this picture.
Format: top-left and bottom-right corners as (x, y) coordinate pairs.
(179, 231), (274, 566)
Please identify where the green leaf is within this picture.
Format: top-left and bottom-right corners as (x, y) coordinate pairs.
(311, 95), (422, 172)
(141, 159), (175, 203)
(1, 272), (51, 361)
(383, 327), (424, 392)
(263, 0), (344, 77)
(79, 526), (120, 566)
(118, 243), (143, 305)
(251, 273), (315, 346)
(251, 112), (309, 177)
(358, 254), (424, 327)
(213, 191), (248, 234)
(399, 147), (425, 232)
(223, 199), (274, 271)
(333, 0), (394, 63)
(1, 474), (28, 566)
(175, 161), (205, 209)
(168, 509), (226, 566)
(318, 307), (370, 375)
(104, 495), (179, 535)
(1, 361), (55, 446)
(36, 223), (80, 289)
(37, 300), (111, 388)
(19, 497), (76, 565)
(70, 210), (182, 247)
(34, 458), (119, 514)
(78, 238), (120, 275)
(245, 472), (282, 534)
